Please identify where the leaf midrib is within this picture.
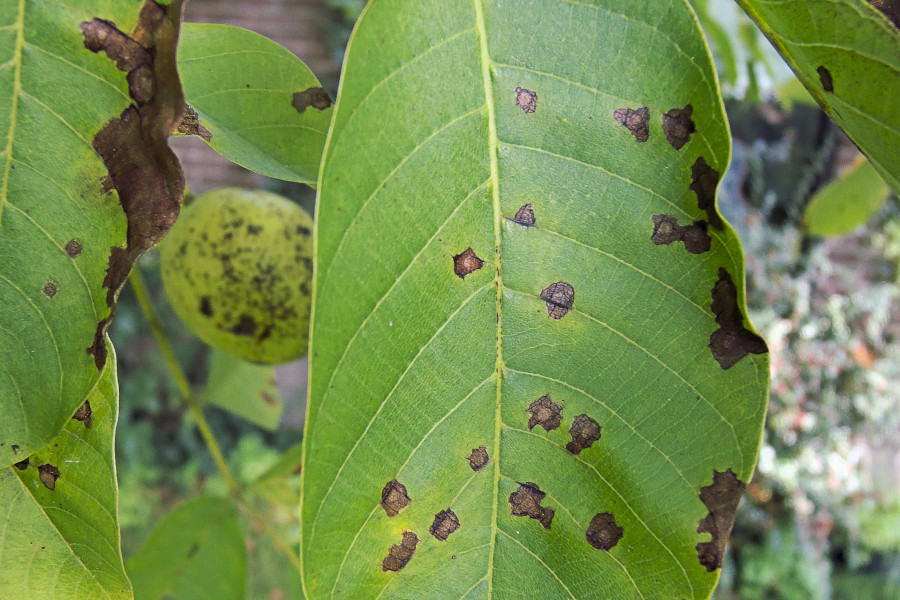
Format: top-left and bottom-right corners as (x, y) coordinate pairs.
(0, 0), (26, 229)
(472, 0), (503, 596)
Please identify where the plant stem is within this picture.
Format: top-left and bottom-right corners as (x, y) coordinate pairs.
(130, 265), (302, 575)
(129, 266), (240, 494)
(237, 498), (303, 574)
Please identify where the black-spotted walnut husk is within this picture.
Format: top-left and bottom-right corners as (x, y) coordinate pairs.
(161, 187), (313, 364)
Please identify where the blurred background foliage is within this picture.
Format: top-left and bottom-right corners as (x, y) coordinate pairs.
(111, 1), (898, 598)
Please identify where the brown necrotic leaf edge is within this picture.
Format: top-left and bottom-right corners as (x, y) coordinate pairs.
(82, 0), (187, 369)
(697, 469), (746, 571)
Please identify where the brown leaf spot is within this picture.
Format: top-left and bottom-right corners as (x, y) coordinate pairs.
(11, 444), (20, 454)
(613, 107), (649, 142)
(81, 18), (150, 73)
(697, 469), (746, 571)
(175, 104), (212, 140)
(509, 482), (554, 529)
(38, 464), (60, 490)
(651, 214), (711, 254)
(65, 239), (82, 258)
(292, 87), (333, 114)
(467, 446), (489, 471)
(430, 509), (460, 541)
(512, 203), (536, 227)
(515, 87), (537, 114)
(817, 65), (834, 92)
(453, 247), (484, 279)
(382, 531), (418, 572)
(380, 479), (410, 517)
(566, 414), (601, 455)
(72, 401), (93, 428)
(42, 281), (59, 298)
(83, 1), (187, 370)
(526, 395), (562, 431)
(539, 281), (574, 319)
(586, 512), (623, 550)
(662, 104), (696, 150)
(710, 268), (768, 369)
(690, 156), (724, 230)
(13, 458), (29, 470)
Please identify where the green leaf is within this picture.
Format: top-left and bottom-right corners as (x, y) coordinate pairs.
(0, 345), (132, 600)
(0, 0), (145, 466)
(254, 441), (303, 485)
(126, 496), (246, 600)
(735, 0), (900, 194)
(690, 0), (739, 87)
(249, 442), (303, 508)
(203, 350), (283, 430)
(302, 1), (769, 598)
(177, 23), (332, 185)
(803, 156), (891, 237)
(776, 76), (817, 108)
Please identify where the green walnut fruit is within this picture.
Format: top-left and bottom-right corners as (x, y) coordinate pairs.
(161, 187), (313, 364)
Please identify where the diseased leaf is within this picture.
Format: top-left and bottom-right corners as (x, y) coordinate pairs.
(0, 346), (132, 600)
(301, 1), (769, 598)
(0, 0), (185, 467)
(126, 496), (246, 600)
(804, 155), (891, 237)
(735, 0), (900, 194)
(177, 23), (332, 185)
(203, 350), (283, 430)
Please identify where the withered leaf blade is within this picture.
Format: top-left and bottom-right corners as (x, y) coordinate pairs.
(709, 269), (768, 369)
(466, 446), (489, 471)
(515, 86), (537, 113)
(175, 104), (212, 140)
(380, 479), (410, 517)
(690, 156), (724, 230)
(526, 395), (562, 431)
(586, 512), (624, 551)
(662, 104), (696, 150)
(613, 106), (650, 142)
(539, 281), (574, 319)
(82, 0), (187, 370)
(429, 509), (460, 541)
(512, 203), (536, 227)
(382, 531), (418, 572)
(565, 414), (601, 455)
(453, 247), (484, 279)
(292, 87), (333, 114)
(509, 482), (554, 529)
(38, 464), (60, 491)
(651, 214), (711, 254)
(72, 400), (93, 428)
(697, 468), (746, 571)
